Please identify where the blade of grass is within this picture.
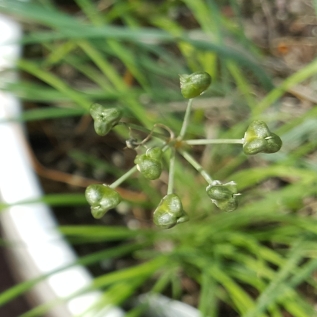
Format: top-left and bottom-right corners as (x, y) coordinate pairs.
(19, 257), (167, 316)
(77, 280), (144, 317)
(92, 256), (167, 289)
(59, 225), (146, 241)
(211, 265), (266, 316)
(181, 253), (266, 316)
(254, 58), (317, 116)
(77, 40), (123, 90)
(76, 40), (154, 126)
(231, 165), (317, 190)
(184, 0), (258, 107)
(313, 0), (317, 22)
(68, 150), (122, 177)
(18, 26), (273, 90)
(0, 107), (86, 123)
(2, 0), (272, 89)
(43, 40), (77, 67)
(0, 194), (87, 211)
(60, 54), (114, 92)
(74, 0), (104, 26)
(16, 59), (92, 110)
(243, 239), (306, 317)
(75, 0), (149, 90)
(2, 81), (121, 102)
(198, 267), (219, 317)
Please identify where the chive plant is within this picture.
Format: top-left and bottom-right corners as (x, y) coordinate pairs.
(85, 72), (282, 228)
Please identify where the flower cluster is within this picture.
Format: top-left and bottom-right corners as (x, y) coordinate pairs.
(85, 71), (282, 229)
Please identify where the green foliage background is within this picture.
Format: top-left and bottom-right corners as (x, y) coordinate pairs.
(1, 0), (317, 316)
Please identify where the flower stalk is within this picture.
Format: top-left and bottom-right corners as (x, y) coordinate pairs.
(185, 139), (244, 145)
(110, 166), (138, 189)
(178, 98), (193, 140)
(179, 149), (213, 185)
(167, 148), (176, 195)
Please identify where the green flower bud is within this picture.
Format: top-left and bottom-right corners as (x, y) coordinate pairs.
(90, 104), (123, 136)
(206, 181), (238, 212)
(85, 184), (121, 219)
(153, 194), (189, 229)
(179, 72), (212, 99)
(243, 120), (282, 155)
(134, 147), (163, 180)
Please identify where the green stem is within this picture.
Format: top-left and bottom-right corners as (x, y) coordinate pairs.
(117, 122), (168, 140)
(185, 139), (244, 145)
(178, 98), (193, 140)
(179, 149), (213, 185)
(167, 148), (176, 195)
(109, 166), (138, 189)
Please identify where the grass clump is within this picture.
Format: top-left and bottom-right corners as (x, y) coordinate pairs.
(1, 1), (317, 316)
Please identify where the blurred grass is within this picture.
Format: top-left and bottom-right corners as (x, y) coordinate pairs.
(1, 0), (317, 316)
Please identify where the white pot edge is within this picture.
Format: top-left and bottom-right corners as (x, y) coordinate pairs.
(0, 13), (124, 317)
(0, 12), (200, 317)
